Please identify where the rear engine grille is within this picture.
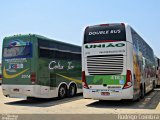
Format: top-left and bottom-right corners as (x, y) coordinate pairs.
(87, 54), (123, 75)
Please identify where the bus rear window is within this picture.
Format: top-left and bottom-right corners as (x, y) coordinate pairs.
(84, 24), (126, 44)
(3, 45), (32, 58)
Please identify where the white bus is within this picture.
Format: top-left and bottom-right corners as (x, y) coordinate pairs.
(156, 57), (160, 87)
(82, 23), (156, 101)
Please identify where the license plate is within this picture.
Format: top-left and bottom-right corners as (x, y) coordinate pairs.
(13, 88), (20, 92)
(101, 92), (110, 96)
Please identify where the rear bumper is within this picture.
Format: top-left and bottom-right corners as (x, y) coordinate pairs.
(83, 86), (133, 100)
(2, 85), (35, 99)
(2, 85), (57, 98)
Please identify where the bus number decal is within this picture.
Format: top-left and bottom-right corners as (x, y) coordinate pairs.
(21, 75), (30, 79)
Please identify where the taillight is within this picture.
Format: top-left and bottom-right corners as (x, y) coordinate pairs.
(99, 24), (109, 26)
(93, 40), (119, 43)
(31, 72), (36, 84)
(123, 70), (132, 89)
(82, 71), (89, 89)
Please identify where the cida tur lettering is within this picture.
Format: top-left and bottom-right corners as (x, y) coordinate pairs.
(49, 61), (75, 70)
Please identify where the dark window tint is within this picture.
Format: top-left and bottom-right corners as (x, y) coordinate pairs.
(3, 45), (32, 58)
(38, 38), (81, 60)
(38, 39), (81, 53)
(84, 24), (126, 44)
(39, 48), (81, 60)
(39, 48), (51, 58)
(131, 28), (155, 63)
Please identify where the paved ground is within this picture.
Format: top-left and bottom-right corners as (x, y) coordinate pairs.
(0, 86), (160, 114)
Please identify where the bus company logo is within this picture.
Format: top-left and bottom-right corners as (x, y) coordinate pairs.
(5, 64), (24, 73)
(85, 43), (125, 49)
(3, 66), (29, 79)
(49, 61), (64, 70)
(9, 64), (23, 69)
(49, 61), (75, 70)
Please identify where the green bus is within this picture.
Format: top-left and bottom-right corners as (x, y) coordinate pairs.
(0, 63), (2, 84)
(2, 34), (82, 99)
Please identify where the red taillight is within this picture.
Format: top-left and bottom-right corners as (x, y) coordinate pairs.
(123, 70), (132, 89)
(100, 23), (125, 26)
(99, 24), (109, 26)
(82, 71), (89, 89)
(31, 72), (36, 84)
(93, 40), (119, 43)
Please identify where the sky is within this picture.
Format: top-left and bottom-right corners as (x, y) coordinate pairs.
(0, 0), (160, 61)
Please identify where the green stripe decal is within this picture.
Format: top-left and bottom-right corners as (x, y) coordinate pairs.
(56, 73), (82, 84)
(86, 75), (126, 85)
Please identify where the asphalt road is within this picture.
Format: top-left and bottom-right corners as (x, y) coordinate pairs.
(0, 86), (160, 114)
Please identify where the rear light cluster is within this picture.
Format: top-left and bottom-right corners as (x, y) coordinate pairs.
(99, 23), (125, 26)
(123, 70), (132, 89)
(82, 71), (89, 89)
(31, 72), (36, 84)
(93, 40), (119, 43)
(99, 24), (109, 26)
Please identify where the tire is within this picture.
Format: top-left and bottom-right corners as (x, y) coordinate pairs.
(68, 84), (77, 97)
(58, 85), (67, 99)
(153, 81), (156, 89)
(140, 84), (145, 99)
(27, 97), (35, 101)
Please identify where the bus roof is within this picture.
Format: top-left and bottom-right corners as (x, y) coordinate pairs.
(3, 34), (80, 48)
(86, 23), (126, 28)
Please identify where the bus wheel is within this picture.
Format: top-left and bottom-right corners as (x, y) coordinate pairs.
(58, 85), (67, 99)
(153, 81), (156, 90)
(68, 84), (77, 97)
(140, 84), (145, 99)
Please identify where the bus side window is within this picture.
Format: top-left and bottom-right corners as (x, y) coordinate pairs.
(134, 74), (136, 80)
(39, 48), (50, 58)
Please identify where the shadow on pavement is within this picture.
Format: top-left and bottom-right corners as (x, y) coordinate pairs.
(5, 93), (83, 107)
(86, 89), (160, 109)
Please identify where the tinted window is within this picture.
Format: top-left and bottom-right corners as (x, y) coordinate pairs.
(39, 48), (81, 60)
(38, 39), (81, 53)
(38, 38), (81, 60)
(84, 24), (126, 44)
(3, 45), (32, 58)
(131, 28), (155, 63)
